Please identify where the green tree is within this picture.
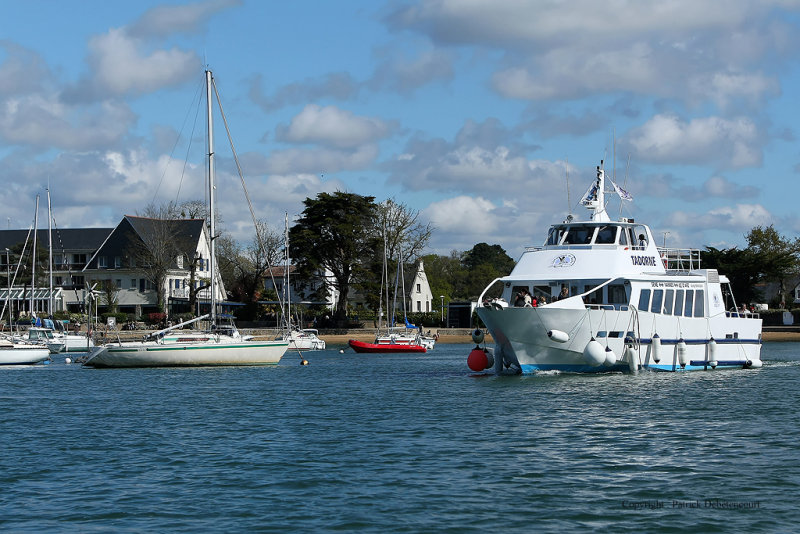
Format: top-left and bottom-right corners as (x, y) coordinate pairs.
(289, 192), (378, 325)
(746, 225), (800, 306)
(459, 243), (515, 299)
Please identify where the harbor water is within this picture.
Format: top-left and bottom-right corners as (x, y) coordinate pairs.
(2, 343), (799, 532)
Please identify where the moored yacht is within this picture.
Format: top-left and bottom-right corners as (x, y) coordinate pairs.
(473, 161), (762, 374)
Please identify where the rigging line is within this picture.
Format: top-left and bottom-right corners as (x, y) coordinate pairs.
(211, 79), (259, 231)
(174, 85), (204, 205)
(152, 76), (205, 207)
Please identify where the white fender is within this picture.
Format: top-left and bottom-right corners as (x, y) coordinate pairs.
(604, 346), (616, 366)
(583, 338), (605, 366)
(707, 337), (717, 368)
(745, 358), (763, 369)
(624, 345), (638, 373)
(547, 329), (570, 343)
(651, 334), (661, 363)
(677, 339), (688, 368)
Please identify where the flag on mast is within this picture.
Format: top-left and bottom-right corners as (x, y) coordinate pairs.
(611, 180), (633, 201)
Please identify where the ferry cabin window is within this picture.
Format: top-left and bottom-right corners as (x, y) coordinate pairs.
(664, 289), (674, 315)
(684, 290), (694, 317)
(694, 290), (705, 317)
(651, 289), (663, 313)
(638, 289), (651, 310)
(674, 289), (684, 316)
(596, 226), (616, 244)
(608, 284), (627, 305)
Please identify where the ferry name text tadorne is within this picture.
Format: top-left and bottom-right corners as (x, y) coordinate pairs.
(630, 255), (658, 266)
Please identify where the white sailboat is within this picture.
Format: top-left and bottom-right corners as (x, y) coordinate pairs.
(0, 199), (51, 365)
(275, 213), (326, 351)
(84, 70), (289, 368)
(472, 160), (762, 374)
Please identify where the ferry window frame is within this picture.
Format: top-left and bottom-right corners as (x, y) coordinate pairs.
(684, 290), (694, 317)
(651, 289), (663, 314)
(638, 289), (651, 311)
(674, 289), (685, 316)
(664, 289), (674, 315)
(694, 289), (705, 317)
(619, 227), (631, 246)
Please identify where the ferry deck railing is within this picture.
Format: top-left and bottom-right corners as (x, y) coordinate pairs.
(658, 247), (701, 271)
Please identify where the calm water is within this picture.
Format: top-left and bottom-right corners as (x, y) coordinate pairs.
(2, 343), (799, 533)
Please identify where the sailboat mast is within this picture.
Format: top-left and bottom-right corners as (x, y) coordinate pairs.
(285, 211), (290, 331)
(47, 188), (53, 317)
(31, 195), (39, 316)
(205, 70), (217, 326)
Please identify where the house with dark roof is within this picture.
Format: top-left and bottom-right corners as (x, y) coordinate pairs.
(82, 216), (224, 319)
(0, 216), (223, 321)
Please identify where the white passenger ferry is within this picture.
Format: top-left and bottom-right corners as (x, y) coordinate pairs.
(474, 161), (763, 373)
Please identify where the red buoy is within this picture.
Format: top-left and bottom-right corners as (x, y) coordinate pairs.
(467, 348), (491, 372)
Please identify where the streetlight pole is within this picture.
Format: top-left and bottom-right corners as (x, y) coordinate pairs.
(440, 295), (445, 326)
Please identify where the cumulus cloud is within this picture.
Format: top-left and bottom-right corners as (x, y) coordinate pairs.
(249, 72), (359, 113)
(0, 96), (135, 150)
(0, 42), (51, 97)
(265, 145), (379, 175)
(368, 48), (454, 94)
(62, 28), (200, 102)
(386, 0), (793, 108)
(423, 195), (498, 234)
(666, 203), (773, 231)
(127, 0), (241, 38)
(624, 113), (763, 168)
(276, 104), (393, 149)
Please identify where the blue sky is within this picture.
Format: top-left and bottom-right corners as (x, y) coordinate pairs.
(2, 0), (800, 258)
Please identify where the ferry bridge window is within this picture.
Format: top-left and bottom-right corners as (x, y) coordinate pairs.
(619, 228), (632, 247)
(674, 289), (684, 316)
(684, 290), (694, 317)
(651, 289), (663, 314)
(694, 290), (705, 317)
(596, 226), (616, 244)
(563, 226), (594, 244)
(547, 227), (565, 245)
(638, 289), (651, 310)
(664, 289), (674, 315)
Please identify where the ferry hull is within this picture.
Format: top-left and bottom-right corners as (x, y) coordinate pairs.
(478, 306), (762, 374)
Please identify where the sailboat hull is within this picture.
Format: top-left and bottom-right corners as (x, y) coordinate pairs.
(0, 346), (51, 365)
(84, 340), (289, 368)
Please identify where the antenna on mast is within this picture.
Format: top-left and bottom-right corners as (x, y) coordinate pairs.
(565, 157), (571, 218)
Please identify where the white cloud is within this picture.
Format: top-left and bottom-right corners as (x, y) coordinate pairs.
(423, 195), (498, 234)
(128, 0), (241, 38)
(666, 203), (772, 231)
(277, 104), (392, 149)
(0, 95), (134, 149)
(625, 114), (762, 168)
(83, 28), (199, 98)
(265, 145), (379, 175)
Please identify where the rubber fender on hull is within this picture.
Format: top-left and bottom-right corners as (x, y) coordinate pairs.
(583, 338), (605, 366)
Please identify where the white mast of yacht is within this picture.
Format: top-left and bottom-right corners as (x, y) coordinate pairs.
(205, 70), (217, 327)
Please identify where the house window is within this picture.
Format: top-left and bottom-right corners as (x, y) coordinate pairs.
(115, 279), (122, 288)
(177, 255), (184, 269)
(417, 301), (421, 312)
(114, 256), (122, 268)
(98, 256), (107, 268)
(416, 283), (421, 293)
(130, 279), (136, 289)
(72, 276), (84, 289)
(72, 254), (86, 267)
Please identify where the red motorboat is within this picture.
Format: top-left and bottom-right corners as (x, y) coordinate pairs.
(348, 339), (427, 353)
